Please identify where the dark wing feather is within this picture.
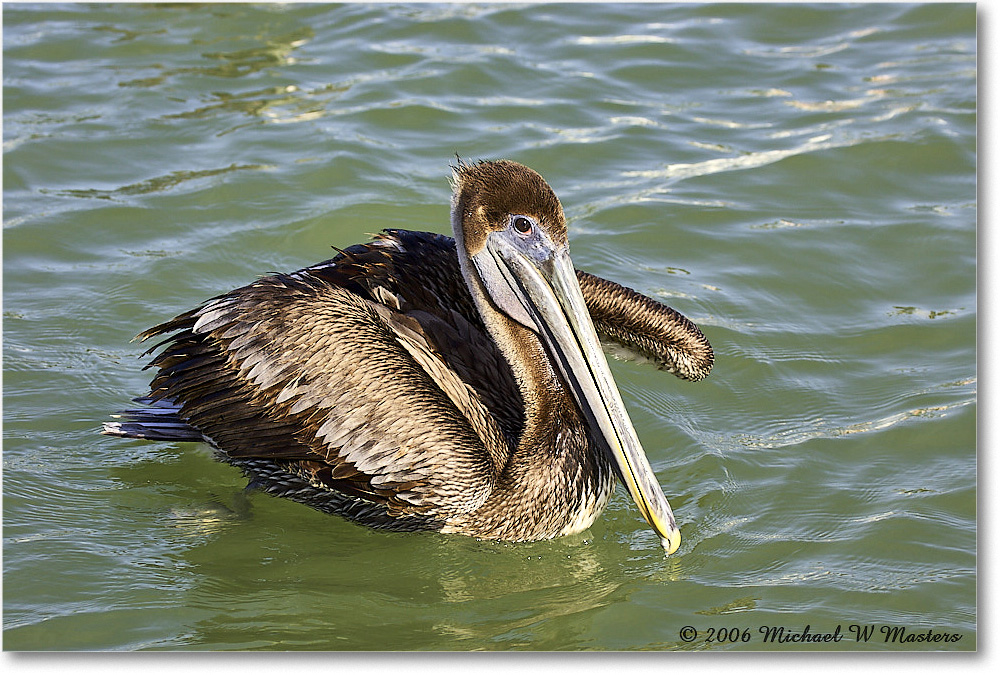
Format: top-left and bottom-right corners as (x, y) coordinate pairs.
(141, 269), (510, 519)
(309, 230), (526, 442)
(576, 270), (714, 381)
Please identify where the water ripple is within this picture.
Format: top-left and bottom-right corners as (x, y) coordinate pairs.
(2, 1), (975, 650)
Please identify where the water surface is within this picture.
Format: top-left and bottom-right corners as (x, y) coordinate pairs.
(3, 2), (976, 651)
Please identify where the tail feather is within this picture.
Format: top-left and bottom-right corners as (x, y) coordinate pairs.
(102, 397), (204, 442)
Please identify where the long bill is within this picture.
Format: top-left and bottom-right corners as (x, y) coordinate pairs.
(476, 230), (682, 554)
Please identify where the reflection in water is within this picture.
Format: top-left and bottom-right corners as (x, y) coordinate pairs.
(164, 84), (348, 129)
(114, 24), (321, 132)
(94, 24), (168, 43)
(197, 29), (313, 78)
(696, 596), (759, 616)
(50, 163), (270, 200)
(430, 539), (622, 647)
(165, 500), (247, 540)
(151, 497), (694, 650)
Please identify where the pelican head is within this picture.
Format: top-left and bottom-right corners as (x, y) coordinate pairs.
(450, 159), (682, 553)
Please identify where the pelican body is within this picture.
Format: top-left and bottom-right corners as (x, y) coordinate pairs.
(104, 160), (713, 552)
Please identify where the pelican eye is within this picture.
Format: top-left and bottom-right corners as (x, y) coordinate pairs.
(511, 215), (534, 236)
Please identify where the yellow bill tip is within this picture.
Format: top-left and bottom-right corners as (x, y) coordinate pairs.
(660, 528), (681, 555)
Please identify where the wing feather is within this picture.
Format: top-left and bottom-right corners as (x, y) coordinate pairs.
(144, 273), (510, 518)
(576, 269), (714, 381)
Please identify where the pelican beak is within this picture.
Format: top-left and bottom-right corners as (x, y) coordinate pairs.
(475, 228), (681, 554)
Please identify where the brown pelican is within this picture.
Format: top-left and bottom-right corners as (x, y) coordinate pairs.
(104, 159), (713, 553)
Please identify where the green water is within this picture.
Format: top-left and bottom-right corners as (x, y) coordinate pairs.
(3, 2), (976, 651)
